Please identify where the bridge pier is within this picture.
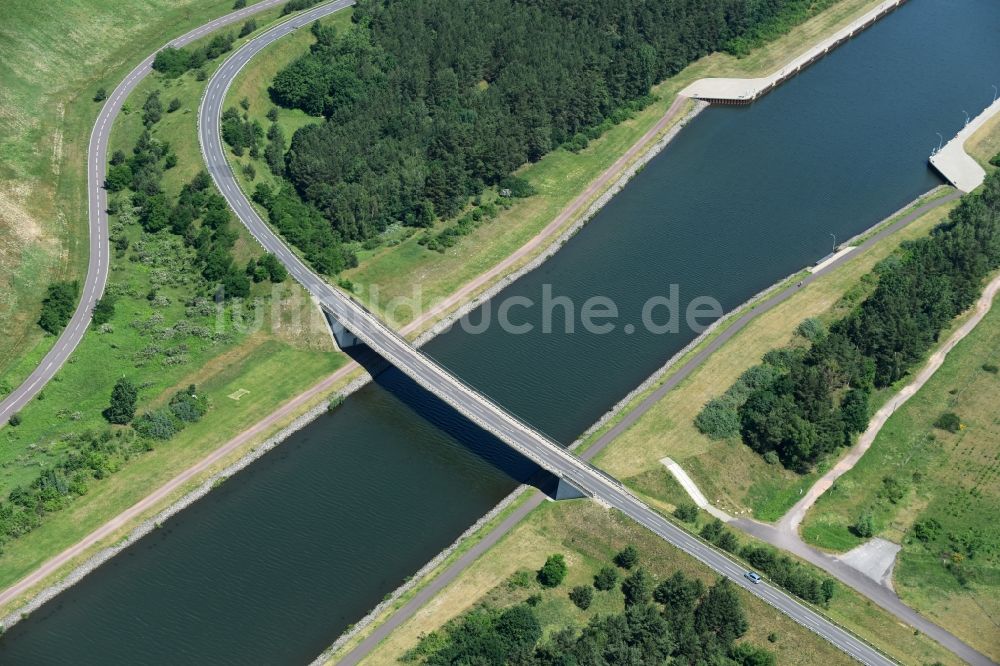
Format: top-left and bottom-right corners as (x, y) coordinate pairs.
(323, 309), (362, 351)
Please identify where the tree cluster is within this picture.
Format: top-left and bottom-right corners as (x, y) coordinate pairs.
(221, 106), (263, 157)
(409, 561), (770, 666)
(151, 32), (235, 77)
(252, 183), (358, 274)
(697, 171), (1000, 471)
(38, 281), (79, 334)
(266, 0), (819, 268)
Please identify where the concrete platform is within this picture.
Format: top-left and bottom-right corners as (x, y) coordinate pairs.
(680, 0), (907, 103)
(930, 97), (1000, 192)
(837, 537), (901, 589)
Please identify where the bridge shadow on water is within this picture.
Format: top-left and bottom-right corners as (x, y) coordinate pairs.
(342, 344), (570, 499)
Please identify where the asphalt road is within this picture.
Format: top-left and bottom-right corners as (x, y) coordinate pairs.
(201, 5), (901, 664)
(0, 0), (294, 426)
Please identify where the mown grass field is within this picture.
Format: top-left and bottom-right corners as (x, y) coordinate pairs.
(800, 297), (1000, 660)
(0, 0), (279, 395)
(347, 500), (958, 666)
(593, 193), (957, 520)
(0, 5), (356, 611)
(227, 0), (888, 328)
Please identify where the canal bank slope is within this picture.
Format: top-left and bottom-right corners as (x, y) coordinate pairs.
(0, 0), (893, 623)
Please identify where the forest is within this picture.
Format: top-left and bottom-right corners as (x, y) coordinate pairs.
(260, 0), (839, 273)
(697, 171), (1000, 472)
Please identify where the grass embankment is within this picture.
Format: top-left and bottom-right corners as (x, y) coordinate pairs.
(965, 104), (1000, 171)
(0, 0), (274, 394)
(228, 0), (888, 330)
(345, 500), (957, 666)
(592, 194), (958, 521)
(799, 295), (1000, 659)
(0, 6), (354, 614)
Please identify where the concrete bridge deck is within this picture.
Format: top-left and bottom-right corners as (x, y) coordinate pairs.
(930, 97), (1000, 192)
(680, 0), (907, 104)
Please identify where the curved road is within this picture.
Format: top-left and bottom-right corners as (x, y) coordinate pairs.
(202, 6), (902, 664)
(0, 0), (295, 426)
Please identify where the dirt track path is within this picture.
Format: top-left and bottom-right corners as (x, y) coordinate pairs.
(779, 272), (1000, 534)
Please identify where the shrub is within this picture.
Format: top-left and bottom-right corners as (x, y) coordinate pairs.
(92, 295), (116, 326)
(498, 175), (536, 198)
(537, 554), (567, 588)
(168, 97), (181, 113)
(614, 544), (639, 569)
(233, 0), (246, 7)
(239, 19), (257, 38)
(982, 363), (998, 374)
(132, 409), (179, 440)
(700, 519), (724, 542)
(796, 317), (826, 341)
(674, 502), (699, 523)
(568, 585), (593, 610)
(694, 396), (739, 439)
(763, 450), (780, 465)
(8, 413), (22, 427)
(853, 512), (875, 538)
(94, 87), (107, 102)
(934, 412), (961, 433)
(38, 281), (80, 334)
(593, 566), (618, 591)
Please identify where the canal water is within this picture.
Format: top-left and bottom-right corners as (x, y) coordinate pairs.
(3, 0), (998, 662)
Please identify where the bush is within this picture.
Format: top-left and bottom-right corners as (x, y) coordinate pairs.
(537, 554), (567, 588)
(38, 281), (79, 334)
(233, 0), (246, 7)
(92, 295), (116, 326)
(694, 396), (740, 439)
(94, 87), (107, 102)
(853, 512), (875, 538)
(8, 413), (22, 427)
(133, 409), (179, 440)
(674, 502), (699, 523)
(568, 585), (593, 610)
(934, 412), (961, 433)
(795, 317), (826, 342)
(498, 175), (536, 198)
(239, 18), (257, 38)
(763, 450), (780, 465)
(168, 97), (181, 113)
(614, 544), (639, 569)
(593, 566), (618, 591)
(981, 363), (998, 374)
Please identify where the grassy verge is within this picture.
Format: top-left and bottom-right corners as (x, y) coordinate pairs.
(592, 193), (958, 520)
(345, 500), (958, 666)
(226, 0), (888, 329)
(0, 6), (358, 614)
(0, 0), (280, 394)
(800, 296), (1000, 660)
(965, 103), (1000, 171)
